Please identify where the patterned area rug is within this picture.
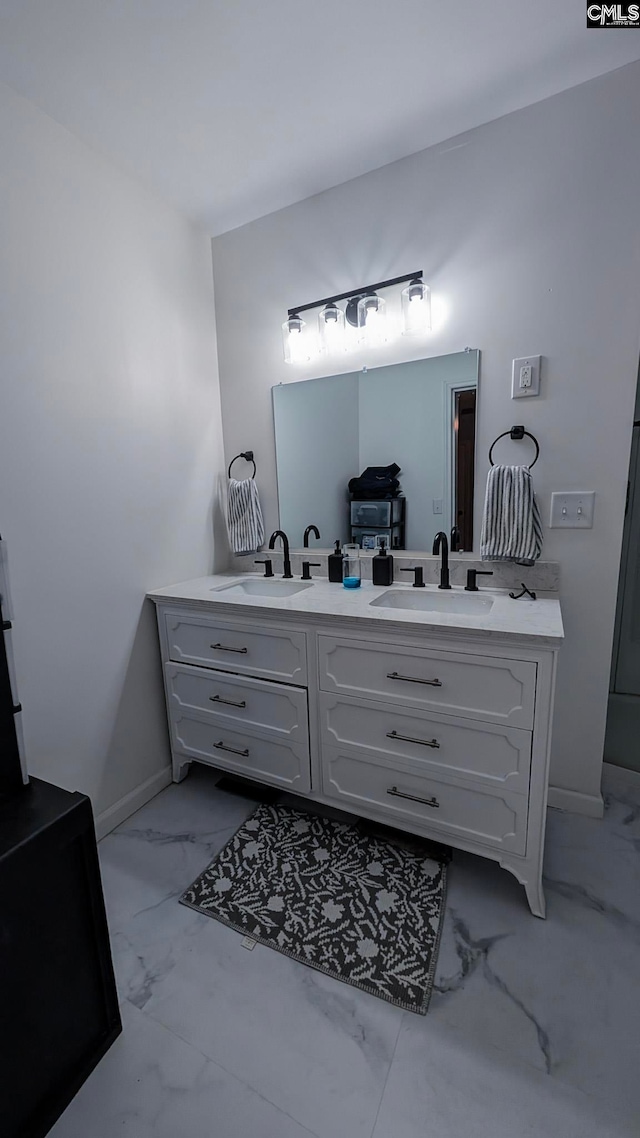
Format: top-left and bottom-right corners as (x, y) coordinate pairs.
(181, 802), (448, 1014)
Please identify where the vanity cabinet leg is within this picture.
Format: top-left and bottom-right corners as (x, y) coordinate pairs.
(173, 758), (191, 784)
(501, 857), (547, 919)
(524, 875), (546, 919)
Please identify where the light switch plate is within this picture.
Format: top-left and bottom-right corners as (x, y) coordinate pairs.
(549, 491), (595, 528)
(512, 355), (541, 399)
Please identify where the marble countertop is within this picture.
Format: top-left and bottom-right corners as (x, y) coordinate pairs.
(148, 573), (564, 646)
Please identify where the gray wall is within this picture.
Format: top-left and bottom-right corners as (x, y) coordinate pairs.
(273, 372), (359, 545)
(357, 353), (477, 548)
(212, 62), (640, 806)
(358, 360), (444, 549)
(0, 81), (225, 826)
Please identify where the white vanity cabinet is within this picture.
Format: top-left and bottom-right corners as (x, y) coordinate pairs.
(165, 610), (307, 684)
(160, 610), (311, 793)
(152, 588), (560, 918)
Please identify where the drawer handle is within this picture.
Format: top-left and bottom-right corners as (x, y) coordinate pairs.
(209, 694), (247, 709)
(387, 671), (442, 687)
(213, 740), (250, 757)
(386, 730), (440, 749)
(387, 785), (440, 808)
(211, 643), (248, 654)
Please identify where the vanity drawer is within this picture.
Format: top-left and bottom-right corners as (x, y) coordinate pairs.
(322, 747), (527, 854)
(318, 635), (535, 728)
(166, 663), (309, 743)
(165, 612), (307, 684)
(172, 712), (311, 793)
(319, 692), (531, 794)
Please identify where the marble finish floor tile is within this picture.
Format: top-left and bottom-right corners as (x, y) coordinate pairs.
(98, 769), (403, 1137)
(137, 916), (404, 1138)
(372, 1016), (636, 1138)
(99, 767), (258, 1004)
(49, 999), (318, 1138)
(87, 763), (640, 1138)
(107, 836), (237, 1005)
(99, 766), (256, 932)
(421, 767), (640, 1117)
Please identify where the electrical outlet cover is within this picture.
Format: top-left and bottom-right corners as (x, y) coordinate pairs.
(512, 355), (541, 399)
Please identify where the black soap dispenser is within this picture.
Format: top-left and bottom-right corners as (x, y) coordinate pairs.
(372, 539), (394, 586)
(328, 540), (343, 583)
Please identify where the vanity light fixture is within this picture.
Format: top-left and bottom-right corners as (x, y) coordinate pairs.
(318, 302), (346, 354)
(401, 277), (431, 335)
(357, 293), (388, 346)
(282, 314), (311, 364)
(283, 270), (428, 362)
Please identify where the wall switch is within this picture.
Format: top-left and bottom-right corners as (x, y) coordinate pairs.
(549, 491), (595, 529)
(433, 498), (443, 515)
(512, 355), (541, 399)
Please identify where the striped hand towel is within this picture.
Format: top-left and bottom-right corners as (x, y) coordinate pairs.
(480, 464), (543, 565)
(226, 478), (265, 555)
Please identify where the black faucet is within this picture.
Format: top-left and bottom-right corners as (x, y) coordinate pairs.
(398, 566), (425, 588)
(303, 524), (320, 548)
(465, 568), (493, 592)
(301, 561), (321, 581)
(254, 558), (274, 578)
(432, 532), (451, 590)
(268, 530), (293, 578)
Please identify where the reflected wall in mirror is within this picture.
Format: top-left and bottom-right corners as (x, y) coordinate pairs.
(272, 350), (479, 552)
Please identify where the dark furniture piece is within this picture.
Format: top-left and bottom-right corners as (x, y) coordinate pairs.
(0, 779), (122, 1138)
(0, 599), (23, 795)
(0, 580), (121, 1137)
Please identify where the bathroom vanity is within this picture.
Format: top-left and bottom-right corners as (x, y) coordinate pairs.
(149, 575), (563, 917)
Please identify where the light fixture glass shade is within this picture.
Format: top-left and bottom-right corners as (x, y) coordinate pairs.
(356, 294), (388, 346)
(401, 279), (431, 335)
(282, 315), (310, 363)
(318, 303), (346, 353)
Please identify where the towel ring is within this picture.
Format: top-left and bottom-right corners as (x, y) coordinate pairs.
(489, 426), (539, 468)
(228, 450), (256, 479)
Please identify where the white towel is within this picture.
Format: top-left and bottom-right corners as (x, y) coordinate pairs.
(480, 464), (543, 565)
(226, 478), (265, 555)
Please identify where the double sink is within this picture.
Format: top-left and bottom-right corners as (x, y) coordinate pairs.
(215, 578), (314, 598)
(213, 577), (494, 613)
(369, 589), (494, 614)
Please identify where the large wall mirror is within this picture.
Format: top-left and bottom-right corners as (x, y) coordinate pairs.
(272, 350), (479, 552)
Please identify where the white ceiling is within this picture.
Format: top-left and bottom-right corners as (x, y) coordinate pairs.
(1, 1), (639, 235)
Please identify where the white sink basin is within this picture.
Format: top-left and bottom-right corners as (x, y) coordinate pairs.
(370, 589), (495, 614)
(212, 579), (313, 598)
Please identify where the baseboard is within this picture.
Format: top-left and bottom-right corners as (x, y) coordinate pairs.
(95, 767), (172, 840)
(547, 784), (604, 819)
